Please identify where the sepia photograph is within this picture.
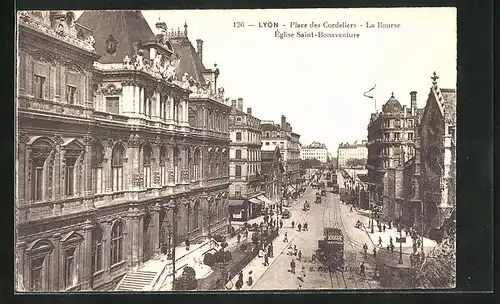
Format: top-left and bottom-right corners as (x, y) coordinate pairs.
(15, 8), (456, 292)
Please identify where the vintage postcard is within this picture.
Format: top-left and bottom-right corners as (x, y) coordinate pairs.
(15, 8), (456, 292)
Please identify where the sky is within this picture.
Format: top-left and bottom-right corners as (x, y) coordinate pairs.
(74, 8), (456, 154)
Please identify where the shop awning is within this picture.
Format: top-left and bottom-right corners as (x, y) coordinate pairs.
(229, 199), (245, 206)
(249, 198), (263, 205)
(257, 195), (274, 207)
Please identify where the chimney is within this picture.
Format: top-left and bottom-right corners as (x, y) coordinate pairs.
(410, 91), (417, 108)
(231, 99), (237, 108)
(237, 98), (243, 111)
(196, 39), (203, 62)
(247, 107), (252, 115)
(281, 115), (286, 129)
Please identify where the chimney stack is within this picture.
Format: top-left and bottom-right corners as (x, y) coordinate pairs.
(196, 39), (203, 62)
(410, 91), (417, 108)
(281, 115), (286, 129)
(231, 99), (237, 108)
(237, 98), (243, 111)
(247, 107), (252, 115)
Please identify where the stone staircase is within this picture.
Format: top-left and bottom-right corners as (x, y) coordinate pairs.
(114, 270), (157, 291)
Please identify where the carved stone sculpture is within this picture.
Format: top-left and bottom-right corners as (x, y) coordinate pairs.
(152, 54), (162, 72)
(85, 35), (95, 47)
(135, 51), (145, 70)
(123, 55), (131, 68)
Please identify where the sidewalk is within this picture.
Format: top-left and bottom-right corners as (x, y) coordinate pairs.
(228, 192), (312, 290)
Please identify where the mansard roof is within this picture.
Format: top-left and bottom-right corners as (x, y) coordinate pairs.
(440, 89), (456, 125)
(169, 36), (208, 84)
(76, 10), (156, 64)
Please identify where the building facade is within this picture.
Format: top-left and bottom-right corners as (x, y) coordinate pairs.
(366, 92), (422, 221)
(228, 99), (264, 221)
(261, 147), (284, 209)
(16, 10), (230, 292)
(337, 140), (368, 168)
(261, 115), (301, 185)
(409, 74), (456, 237)
(300, 141), (328, 163)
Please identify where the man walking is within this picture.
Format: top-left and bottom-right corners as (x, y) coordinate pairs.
(359, 261), (366, 278)
(292, 221), (295, 229)
(280, 220), (283, 229)
(290, 259), (296, 274)
(298, 250), (302, 261)
(378, 236), (382, 247)
(284, 232), (288, 243)
(373, 247), (377, 258)
(298, 223), (302, 232)
(363, 243), (368, 257)
(263, 253), (269, 266)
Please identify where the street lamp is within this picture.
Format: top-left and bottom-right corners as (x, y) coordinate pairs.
(166, 222), (173, 260)
(398, 208), (403, 264)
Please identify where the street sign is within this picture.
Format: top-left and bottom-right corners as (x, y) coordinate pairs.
(396, 237), (406, 243)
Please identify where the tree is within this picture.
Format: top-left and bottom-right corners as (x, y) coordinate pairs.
(173, 266), (198, 290)
(346, 158), (366, 168)
(300, 158), (321, 169)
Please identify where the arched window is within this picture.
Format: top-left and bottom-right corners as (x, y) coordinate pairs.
(193, 148), (201, 180)
(91, 142), (104, 194)
(143, 145), (152, 188)
(188, 109), (197, 126)
(235, 165), (241, 177)
(193, 202), (200, 230)
(30, 138), (53, 202)
(235, 150), (241, 159)
(28, 239), (54, 291)
(110, 221), (124, 265)
(91, 227), (103, 274)
(160, 146), (167, 186)
(111, 144), (124, 191)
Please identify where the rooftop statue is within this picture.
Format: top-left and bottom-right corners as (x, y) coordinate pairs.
(134, 50), (145, 70)
(123, 55), (131, 68)
(85, 34), (95, 47)
(181, 73), (190, 89)
(152, 53), (162, 72)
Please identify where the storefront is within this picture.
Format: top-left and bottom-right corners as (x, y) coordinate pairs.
(229, 200), (248, 221)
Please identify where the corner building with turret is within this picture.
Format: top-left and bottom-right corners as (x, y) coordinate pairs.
(16, 10), (230, 291)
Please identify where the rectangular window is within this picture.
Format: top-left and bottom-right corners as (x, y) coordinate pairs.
(408, 132), (414, 140)
(113, 167), (123, 191)
(30, 257), (44, 291)
(92, 167), (103, 194)
(408, 120), (413, 128)
(66, 165), (74, 196)
(33, 166), (43, 201)
(92, 241), (102, 274)
(236, 132), (242, 141)
(265, 142), (269, 146)
(66, 85), (77, 104)
(448, 126), (455, 137)
(143, 166), (151, 188)
(34, 75), (46, 99)
(106, 97), (120, 114)
(394, 133), (400, 141)
(160, 165), (166, 185)
(64, 248), (75, 289)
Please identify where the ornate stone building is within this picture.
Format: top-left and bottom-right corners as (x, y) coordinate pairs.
(16, 10), (230, 292)
(227, 99), (265, 221)
(261, 115), (301, 188)
(366, 92), (422, 221)
(409, 73), (456, 237)
(300, 141), (329, 163)
(261, 147), (284, 209)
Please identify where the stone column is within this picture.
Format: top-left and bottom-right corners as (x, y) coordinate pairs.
(104, 144), (112, 194)
(167, 145), (175, 186)
(154, 92), (161, 120)
(83, 135), (94, 209)
(126, 207), (142, 268)
(102, 220), (111, 282)
(139, 86), (144, 115)
(128, 141), (141, 191)
(16, 242), (26, 291)
(80, 219), (93, 290)
(53, 233), (62, 291)
(151, 203), (161, 256)
(152, 143), (160, 187)
(181, 145), (189, 184)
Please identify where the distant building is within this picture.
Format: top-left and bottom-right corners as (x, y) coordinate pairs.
(300, 141), (328, 163)
(261, 115), (301, 184)
(337, 140), (368, 168)
(261, 147), (284, 208)
(228, 99), (266, 221)
(366, 91), (423, 221)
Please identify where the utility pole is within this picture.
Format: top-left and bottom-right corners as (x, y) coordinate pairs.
(398, 208), (403, 264)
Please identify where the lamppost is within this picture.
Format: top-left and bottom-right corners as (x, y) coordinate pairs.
(165, 202), (180, 290)
(398, 208), (403, 264)
(369, 189), (374, 234)
(166, 222), (172, 260)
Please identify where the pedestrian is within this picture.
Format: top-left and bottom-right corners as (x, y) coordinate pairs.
(363, 243), (368, 257)
(239, 270), (243, 283)
(294, 245), (298, 256)
(373, 247), (377, 258)
(390, 236), (393, 245)
(287, 246), (293, 256)
(284, 232), (288, 243)
(290, 259), (296, 274)
(383, 224), (386, 232)
(298, 223), (302, 231)
(298, 250), (302, 261)
(378, 236), (382, 247)
(185, 238), (190, 251)
(301, 266), (306, 281)
(390, 244), (394, 253)
(304, 222), (308, 231)
(292, 221), (295, 229)
(359, 261), (366, 278)
(237, 234), (241, 243)
(280, 220), (283, 229)
(350, 205), (353, 212)
(263, 253), (269, 266)
(247, 270), (253, 286)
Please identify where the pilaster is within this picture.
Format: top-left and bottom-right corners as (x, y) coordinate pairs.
(126, 207), (143, 268)
(53, 232), (62, 291)
(150, 203), (161, 256)
(80, 219), (93, 290)
(15, 242), (27, 291)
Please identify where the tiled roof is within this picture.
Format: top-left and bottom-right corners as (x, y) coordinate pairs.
(382, 95), (404, 113)
(170, 36), (208, 84)
(440, 89), (456, 125)
(76, 10), (156, 64)
(260, 123), (280, 132)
